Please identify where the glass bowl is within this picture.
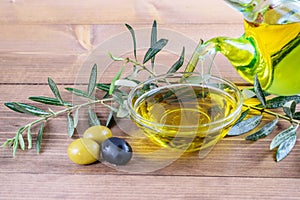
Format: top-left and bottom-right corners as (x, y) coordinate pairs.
(127, 72), (243, 156)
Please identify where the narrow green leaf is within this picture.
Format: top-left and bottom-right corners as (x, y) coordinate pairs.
(36, 122), (45, 154)
(257, 95), (300, 109)
(283, 100), (296, 119)
(106, 110), (114, 127)
(151, 20), (157, 69)
(143, 38), (168, 64)
(48, 77), (64, 105)
(88, 107), (101, 126)
(29, 96), (73, 107)
(27, 126), (32, 149)
(67, 113), (75, 138)
(276, 134), (297, 162)
(65, 87), (96, 100)
(1, 139), (14, 148)
(234, 108), (250, 125)
(108, 52), (125, 61)
(96, 83), (110, 92)
(270, 125), (298, 150)
(254, 74), (266, 108)
(293, 111), (300, 120)
(73, 108), (79, 128)
(109, 66), (124, 95)
(18, 134), (25, 150)
(227, 115), (262, 136)
(5, 102), (50, 116)
(242, 89), (256, 100)
(246, 117), (278, 141)
(125, 23), (137, 60)
(13, 127), (26, 156)
(167, 47), (185, 73)
(87, 64), (97, 97)
(184, 39), (204, 73)
(115, 79), (138, 88)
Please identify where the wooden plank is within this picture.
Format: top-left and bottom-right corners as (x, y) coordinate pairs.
(1, 174), (300, 199)
(0, 0), (243, 25)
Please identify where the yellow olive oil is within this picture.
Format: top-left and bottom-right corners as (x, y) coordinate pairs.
(201, 21), (300, 96)
(132, 84), (238, 151)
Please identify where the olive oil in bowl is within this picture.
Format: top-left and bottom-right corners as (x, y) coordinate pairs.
(128, 73), (243, 154)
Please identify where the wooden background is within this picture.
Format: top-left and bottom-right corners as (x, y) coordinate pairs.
(1, 0), (300, 199)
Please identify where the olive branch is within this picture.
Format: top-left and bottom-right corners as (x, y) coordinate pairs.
(2, 20), (299, 162)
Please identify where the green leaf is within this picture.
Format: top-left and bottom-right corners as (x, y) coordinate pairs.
(67, 113), (75, 138)
(18, 133), (25, 151)
(27, 126), (32, 149)
(87, 64), (97, 97)
(48, 77), (64, 105)
(108, 52), (125, 61)
(29, 96), (73, 107)
(5, 102), (50, 116)
(241, 89), (256, 100)
(109, 66), (124, 95)
(276, 134), (297, 162)
(167, 47), (185, 73)
(246, 117), (278, 141)
(151, 20), (157, 69)
(257, 95), (300, 109)
(143, 38), (168, 64)
(106, 110), (114, 127)
(88, 107), (101, 126)
(234, 108), (250, 124)
(96, 83), (110, 92)
(283, 100), (296, 119)
(36, 122), (45, 154)
(254, 74), (266, 108)
(293, 111), (300, 120)
(184, 39), (204, 73)
(1, 138), (14, 148)
(73, 108), (79, 128)
(270, 125), (298, 150)
(13, 127), (26, 156)
(125, 23), (137, 60)
(65, 87), (96, 100)
(114, 79), (138, 88)
(227, 115), (262, 136)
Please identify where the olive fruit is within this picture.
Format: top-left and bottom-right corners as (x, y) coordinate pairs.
(67, 138), (100, 165)
(83, 125), (113, 144)
(101, 137), (132, 165)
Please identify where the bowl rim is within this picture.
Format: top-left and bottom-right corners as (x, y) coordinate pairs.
(127, 72), (244, 131)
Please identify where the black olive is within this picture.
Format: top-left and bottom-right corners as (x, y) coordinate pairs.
(100, 137), (133, 165)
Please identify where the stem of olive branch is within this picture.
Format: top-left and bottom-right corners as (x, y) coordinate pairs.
(127, 58), (157, 77)
(243, 104), (300, 125)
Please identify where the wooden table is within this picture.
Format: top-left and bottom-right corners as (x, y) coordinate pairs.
(1, 1), (300, 199)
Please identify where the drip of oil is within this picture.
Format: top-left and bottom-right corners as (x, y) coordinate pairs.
(132, 84), (237, 151)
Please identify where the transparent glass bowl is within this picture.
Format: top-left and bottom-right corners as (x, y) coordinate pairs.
(127, 72), (243, 155)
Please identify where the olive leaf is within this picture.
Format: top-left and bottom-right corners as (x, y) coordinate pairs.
(87, 64), (97, 97)
(143, 39), (168, 64)
(48, 77), (64, 105)
(254, 74), (266, 108)
(125, 23), (137, 60)
(108, 52), (125, 61)
(65, 87), (96, 100)
(96, 83), (110, 93)
(29, 96), (73, 107)
(73, 108), (79, 129)
(257, 95), (300, 109)
(106, 110), (114, 127)
(283, 100), (296, 119)
(246, 117), (278, 141)
(293, 112), (300, 120)
(18, 133), (25, 151)
(116, 100), (129, 118)
(227, 115), (262, 136)
(270, 125), (298, 150)
(241, 89), (256, 100)
(5, 102), (50, 116)
(27, 126), (32, 149)
(13, 127), (26, 156)
(234, 108), (250, 124)
(184, 39), (203, 73)
(114, 79), (138, 88)
(167, 47), (185, 73)
(276, 134), (297, 162)
(151, 20), (157, 70)
(109, 66), (124, 95)
(88, 107), (101, 126)
(67, 113), (75, 138)
(36, 122), (45, 154)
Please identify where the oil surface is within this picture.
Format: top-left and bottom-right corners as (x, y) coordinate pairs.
(133, 84), (237, 151)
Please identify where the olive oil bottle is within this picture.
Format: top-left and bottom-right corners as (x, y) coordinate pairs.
(187, 0), (300, 95)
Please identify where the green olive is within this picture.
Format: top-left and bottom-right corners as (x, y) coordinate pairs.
(67, 138), (100, 165)
(83, 125), (113, 144)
